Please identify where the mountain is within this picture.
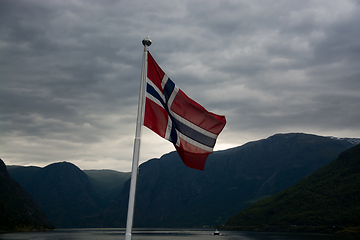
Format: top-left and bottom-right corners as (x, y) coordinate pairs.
(224, 144), (360, 234)
(0, 159), (53, 232)
(6, 133), (358, 229)
(8, 162), (102, 228)
(99, 133), (357, 228)
(83, 170), (131, 207)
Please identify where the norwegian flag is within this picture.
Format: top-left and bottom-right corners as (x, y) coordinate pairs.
(143, 52), (226, 170)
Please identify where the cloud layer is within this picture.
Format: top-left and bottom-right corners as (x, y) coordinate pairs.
(1, 0), (359, 171)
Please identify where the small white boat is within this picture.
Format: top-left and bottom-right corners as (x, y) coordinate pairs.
(213, 229), (220, 235)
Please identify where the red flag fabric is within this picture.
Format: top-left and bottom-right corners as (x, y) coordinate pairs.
(143, 52), (226, 170)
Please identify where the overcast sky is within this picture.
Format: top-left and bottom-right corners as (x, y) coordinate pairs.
(1, 0), (359, 172)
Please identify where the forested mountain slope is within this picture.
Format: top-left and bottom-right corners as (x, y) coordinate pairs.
(99, 133), (356, 227)
(225, 144), (360, 234)
(0, 159), (53, 232)
(6, 133), (358, 228)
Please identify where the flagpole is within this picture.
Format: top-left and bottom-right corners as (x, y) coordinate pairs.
(124, 37), (151, 240)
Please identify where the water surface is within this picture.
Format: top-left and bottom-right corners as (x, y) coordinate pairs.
(0, 228), (357, 240)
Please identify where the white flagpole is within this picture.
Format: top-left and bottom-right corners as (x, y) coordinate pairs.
(124, 37), (151, 240)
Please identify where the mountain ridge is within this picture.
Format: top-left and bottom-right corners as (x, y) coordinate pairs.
(224, 144), (360, 234)
(8, 162), (102, 228)
(0, 159), (53, 232)
(99, 133), (357, 227)
(6, 133), (359, 228)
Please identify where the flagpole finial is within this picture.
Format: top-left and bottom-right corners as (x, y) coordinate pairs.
(142, 36), (152, 47)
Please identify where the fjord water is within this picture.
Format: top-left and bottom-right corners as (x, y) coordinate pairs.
(0, 229), (356, 240)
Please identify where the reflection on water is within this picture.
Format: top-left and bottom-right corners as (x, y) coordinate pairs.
(0, 228), (357, 240)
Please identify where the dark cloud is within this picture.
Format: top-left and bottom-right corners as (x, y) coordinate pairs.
(0, 0), (359, 171)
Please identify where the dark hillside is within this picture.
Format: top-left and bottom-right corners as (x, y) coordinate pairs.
(84, 170), (130, 207)
(225, 144), (360, 234)
(5, 133), (358, 228)
(9, 162), (102, 228)
(100, 133), (356, 227)
(0, 159), (53, 232)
